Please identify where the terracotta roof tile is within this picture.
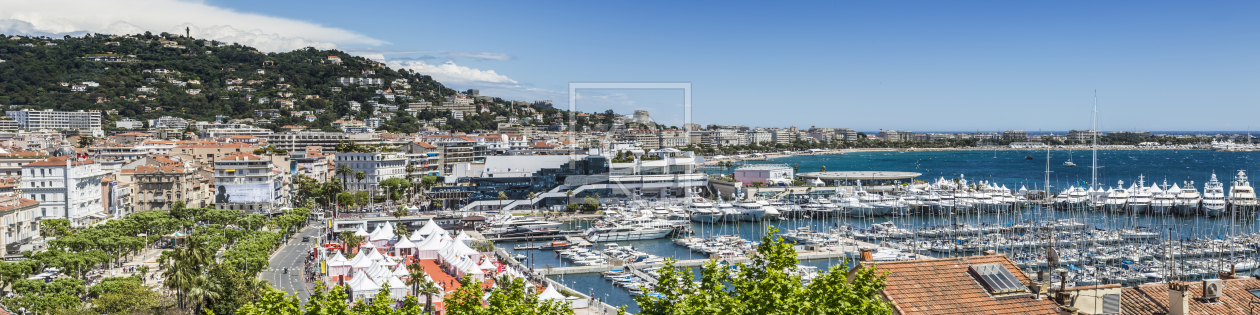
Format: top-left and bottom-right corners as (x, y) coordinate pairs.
(26, 156), (96, 167)
(1122, 278), (1260, 315)
(863, 255), (1060, 315)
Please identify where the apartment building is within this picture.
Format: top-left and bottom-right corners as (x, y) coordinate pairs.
(0, 151), (50, 178)
(0, 181), (39, 257)
(5, 109), (103, 137)
(1002, 130), (1027, 141)
(213, 152), (283, 214)
(169, 143), (259, 165)
(125, 162), (206, 210)
(404, 141), (442, 176)
(1068, 130), (1101, 143)
(20, 156), (107, 227)
(293, 151), (331, 182)
(878, 130), (914, 142)
(332, 152), (406, 193)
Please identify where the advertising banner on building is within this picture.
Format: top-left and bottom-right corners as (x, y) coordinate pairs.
(214, 184), (273, 203)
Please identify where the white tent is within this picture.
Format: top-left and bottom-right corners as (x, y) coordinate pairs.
(369, 224), (394, 247)
(478, 258), (496, 272)
(350, 251), (376, 272)
(364, 248), (385, 262)
(354, 226), (371, 237)
(454, 231), (473, 244)
(347, 270), (381, 301)
(360, 241), (377, 250)
(382, 275), (410, 300)
(537, 284), (565, 302)
(326, 252), (352, 277)
(393, 236), (416, 257)
(377, 255), (400, 268)
(392, 264), (411, 277)
(414, 233), (448, 260)
(446, 238), (481, 257)
(416, 219), (446, 239)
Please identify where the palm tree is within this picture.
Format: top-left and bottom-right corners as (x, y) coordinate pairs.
(187, 275), (221, 312)
(497, 191), (508, 212)
(820, 165), (827, 172)
(336, 164), (353, 190)
(406, 262), (442, 314)
(393, 221), (409, 244)
(526, 192), (537, 214)
(355, 171), (367, 210)
(404, 163), (416, 203)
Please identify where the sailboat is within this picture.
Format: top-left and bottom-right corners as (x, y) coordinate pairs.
(1063, 150), (1076, 167)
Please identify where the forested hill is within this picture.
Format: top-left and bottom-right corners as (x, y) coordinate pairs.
(0, 32), (457, 132)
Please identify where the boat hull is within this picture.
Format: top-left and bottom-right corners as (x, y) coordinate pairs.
(588, 228), (672, 242)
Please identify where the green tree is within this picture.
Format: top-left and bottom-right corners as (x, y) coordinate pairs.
(39, 218), (73, 238)
(634, 227), (892, 315)
(336, 164), (354, 190)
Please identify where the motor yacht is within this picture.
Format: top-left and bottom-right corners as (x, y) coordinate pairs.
(1202, 173), (1226, 217)
(1173, 181), (1202, 216)
(687, 198), (723, 223)
(734, 201), (767, 222)
(1149, 182), (1173, 215)
(1103, 181), (1130, 213)
(1127, 176), (1152, 215)
(1229, 170), (1257, 217)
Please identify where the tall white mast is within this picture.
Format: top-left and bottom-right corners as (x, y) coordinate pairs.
(1091, 91), (1098, 192)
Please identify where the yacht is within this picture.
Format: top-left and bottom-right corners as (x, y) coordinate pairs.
(1173, 181), (1202, 216)
(688, 199), (723, 223)
(1229, 170), (1257, 217)
(1127, 176), (1151, 215)
(1063, 150), (1076, 167)
(734, 202), (767, 222)
(1202, 173), (1226, 217)
(1149, 182), (1173, 215)
(484, 215), (563, 233)
(585, 225), (672, 242)
(715, 203), (741, 222)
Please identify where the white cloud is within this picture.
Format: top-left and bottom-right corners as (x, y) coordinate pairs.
(0, 0), (386, 52)
(446, 52), (515, 61)
(386, 60), (518, 85)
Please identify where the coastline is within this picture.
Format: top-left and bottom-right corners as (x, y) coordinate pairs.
(702, 146), (1206, 165)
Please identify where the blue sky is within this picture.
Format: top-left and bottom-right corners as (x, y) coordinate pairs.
(4, 1), (1259, 131)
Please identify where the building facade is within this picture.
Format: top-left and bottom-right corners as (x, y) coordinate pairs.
(20, 156), (107, 227)
(333, 152), (407, 193)
(5, 109), (103, 137)
(213, 152), (283, 214)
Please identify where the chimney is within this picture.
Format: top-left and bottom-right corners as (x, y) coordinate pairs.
(859, 247), (873, 262)
(1168, 282), (1190, 315)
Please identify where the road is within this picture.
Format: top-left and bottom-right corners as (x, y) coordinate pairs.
(260, 226), (322, 302)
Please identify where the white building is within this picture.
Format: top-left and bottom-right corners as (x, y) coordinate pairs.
(115, 118), (144, 130)
(213, 152), (284, 214)
(334, 152), (407, 194)
(5, 109), (103, 137)
(21, 155), (107, 227)
(733, 164), (794, 186)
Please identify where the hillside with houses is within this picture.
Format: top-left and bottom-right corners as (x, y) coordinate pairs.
(0, 32), (593, 134)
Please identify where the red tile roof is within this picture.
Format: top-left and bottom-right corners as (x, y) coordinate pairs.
(1122, 278), (1260, 315)
(863, 255), (1060, 315)
(26, 156), (96, 167)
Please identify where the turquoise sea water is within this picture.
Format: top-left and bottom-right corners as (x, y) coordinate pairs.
(521, 150), (1260, 312)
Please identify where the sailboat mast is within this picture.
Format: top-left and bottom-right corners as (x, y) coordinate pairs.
(1092, 91), (1098, 191)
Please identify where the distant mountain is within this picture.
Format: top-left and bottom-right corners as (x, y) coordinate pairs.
(0, 32), (454, 132)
